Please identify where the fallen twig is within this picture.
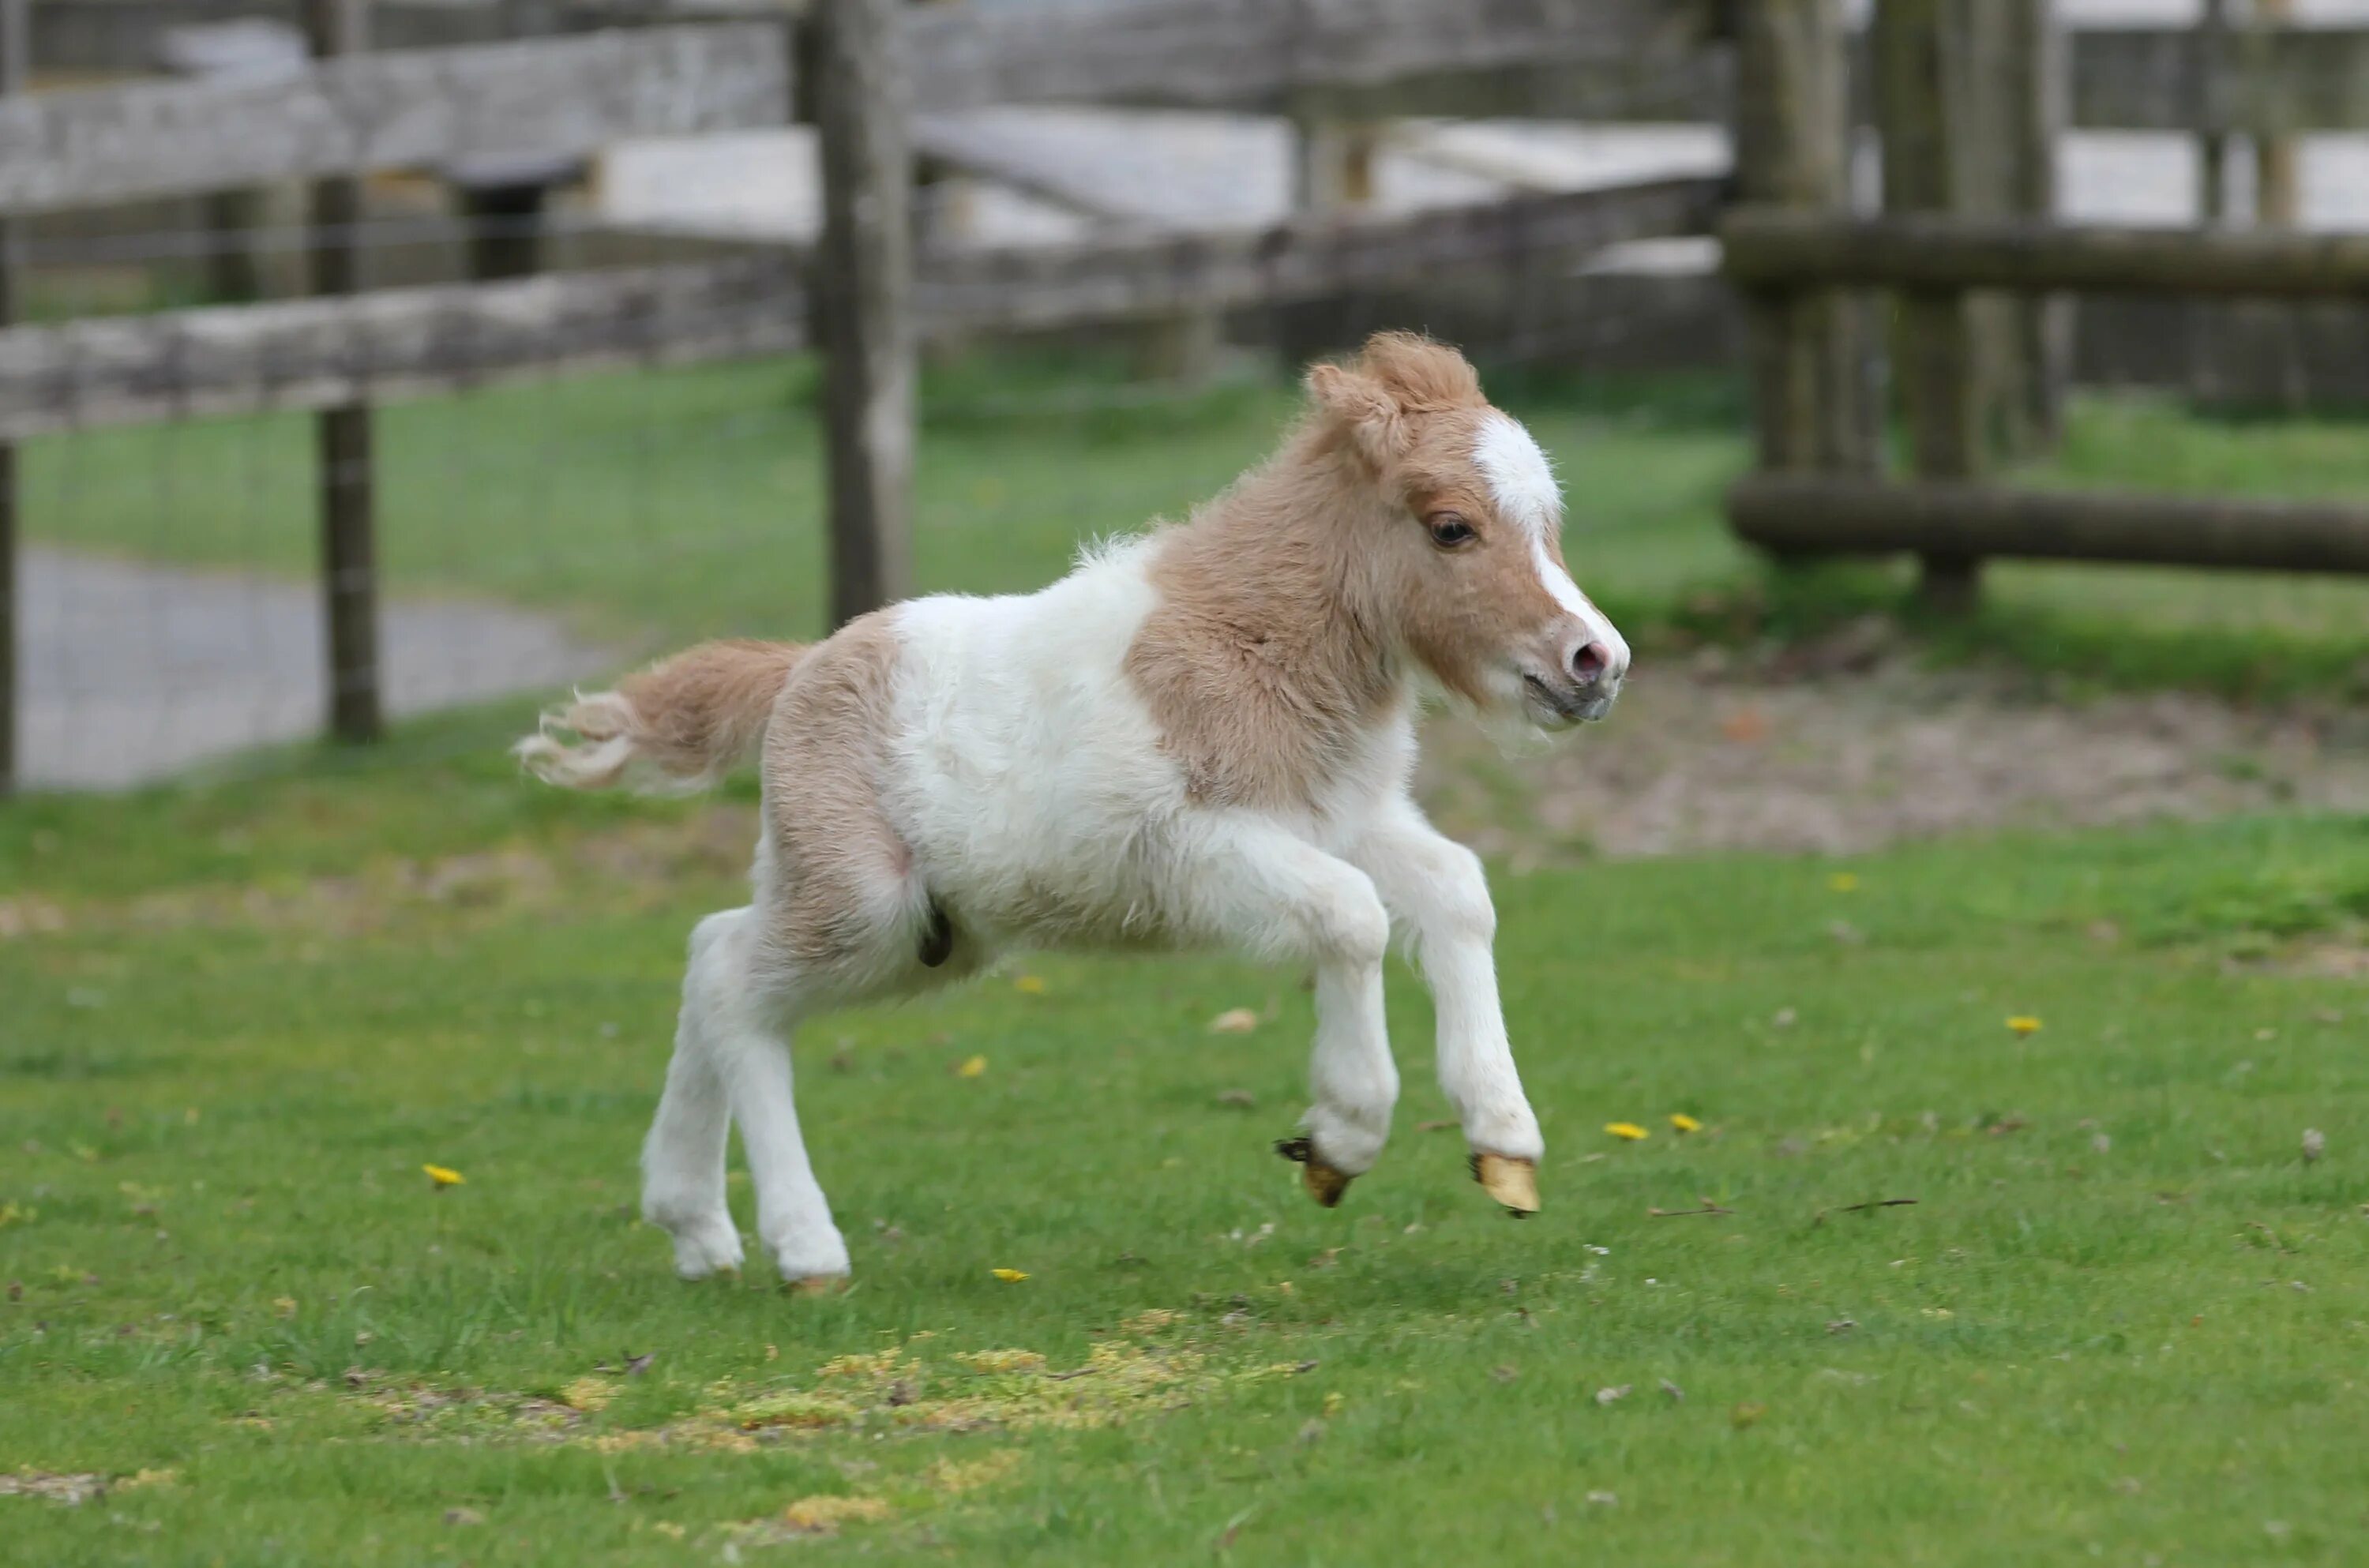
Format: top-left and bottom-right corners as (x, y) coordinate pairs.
(1814, 1197), (1918, 1226)
(1648, 1199), (1734, 1218)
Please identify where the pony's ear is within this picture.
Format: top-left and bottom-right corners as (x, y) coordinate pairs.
(1306, 362), (1407, 470)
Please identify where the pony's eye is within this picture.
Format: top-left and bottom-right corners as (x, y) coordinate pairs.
(1426, 514), (1476, 550)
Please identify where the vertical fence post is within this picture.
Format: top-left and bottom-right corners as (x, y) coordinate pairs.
(1732, 0), (1874, 480)
(1875, 0), (1984, 612)
(0, 0), (21, 795)
(303, 0), (381, 744)
(813, 0), (915, 627)
(2005, 0), (2069, 453)
(2197, 0), (2234, 222)
(2251, 0), (2299, 227)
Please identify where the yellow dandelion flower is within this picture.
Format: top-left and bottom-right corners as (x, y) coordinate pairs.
(957, 1054), (988, 1078)
(991, 1268), (1030, 1283)
(1669, 1112), (1703, 1133)
(422, 1164), (465, 1187)
(1605, 1122), (1650, 1142)
(2006, 1015), (2042, 1035)
(1013, 974), (1047, 996)
(1827, 872), (1860, 893)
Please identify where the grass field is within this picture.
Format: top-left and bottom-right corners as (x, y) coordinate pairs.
(22, 352), (2369, 700)
(5, 713), (2367, 1565)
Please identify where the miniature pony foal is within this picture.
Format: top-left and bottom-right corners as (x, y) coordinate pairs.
(518, 333), (1628, 1290)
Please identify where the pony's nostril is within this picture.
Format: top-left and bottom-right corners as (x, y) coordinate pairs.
(1571, 641), (1611, 685)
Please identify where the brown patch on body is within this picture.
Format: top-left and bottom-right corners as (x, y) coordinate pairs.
(1124, 332), (1588, 808)
(758, 613), (935, 976)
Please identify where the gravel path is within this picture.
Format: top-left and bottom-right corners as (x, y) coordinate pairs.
(1420, 625), (2369, 861)
(21, 548), (615, 790)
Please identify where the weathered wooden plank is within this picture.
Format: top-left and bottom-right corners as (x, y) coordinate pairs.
(0, 0), (21, 794)
(906, 0), (1721, 112)
(1731, 0), (1872, 478)
(1729, 473), (2369, 576)
(29, 2), (518, 72)
(2073, 22), (2369, 134)
(2005, 0), (2070, 450)
(2253, 0), (2302, 223)
(1290, 50), (1733, 126)
(813, 0), (914, 626)
(921, 176), (1722, 331)
(0, 259), (804, 440)
(0, 174), (1718, 440)
(306, 0), (381, 746)
(0, 21), (790, 216)
(1873, 0), (1984, 609)
(1722, 209), (2369, 298)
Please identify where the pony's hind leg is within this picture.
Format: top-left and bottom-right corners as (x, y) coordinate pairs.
(642, 909), (750, 1278)
(700, 906), (856, 1291)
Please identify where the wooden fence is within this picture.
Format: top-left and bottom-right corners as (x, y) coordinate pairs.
(0, 0), (1729, 791)
(10, 0), (2369, 789)
(1721, 0), (2369, 609)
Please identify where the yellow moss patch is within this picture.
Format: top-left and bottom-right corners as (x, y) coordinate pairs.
(352, 1318), (1296, 1455)
(924, 1450), (1022, 1495)
(817, 1349), (907, 1381)
(558, 1377), (615, 1412)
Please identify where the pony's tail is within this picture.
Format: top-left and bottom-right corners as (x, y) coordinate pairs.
(514, 639), (806, 793)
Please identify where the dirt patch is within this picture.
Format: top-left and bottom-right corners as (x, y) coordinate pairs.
(0, 805), (755, 943)
(1420, 625), (2369, 862)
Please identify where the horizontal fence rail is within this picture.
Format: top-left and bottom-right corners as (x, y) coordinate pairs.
(1022, 22), (2369, 132)
(904, 0), (1719, 111)
(0, 257), (804, 438)
(1721, 210), (2369, 298)
(1730, 473), (2369, 576)
(2074, 23), (2369, 134)
(0, 174), (1718, 440)
(920, 175), (1722, 328)
(0, 21), (790, 216)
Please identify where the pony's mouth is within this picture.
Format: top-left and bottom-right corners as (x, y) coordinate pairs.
(1522, 672), (1616, 728)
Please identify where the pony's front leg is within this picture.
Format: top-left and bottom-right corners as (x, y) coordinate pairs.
(1346, 801), (1544, 1215)
(1180, 816), (1398, 1206)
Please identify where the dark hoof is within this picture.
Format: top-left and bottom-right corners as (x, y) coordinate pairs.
(1277, 1135), (1353, 1207)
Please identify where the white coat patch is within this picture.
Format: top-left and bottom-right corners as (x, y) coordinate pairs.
(1473, 415), (1624, 662)
(1472, 412), (1560, 541)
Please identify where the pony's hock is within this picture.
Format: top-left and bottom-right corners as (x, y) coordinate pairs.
(521, 334), (1621, 1288)
(1472, 1153), (1541, 1217)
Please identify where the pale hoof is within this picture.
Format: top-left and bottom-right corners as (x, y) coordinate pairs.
(786, 1274), (850, 1297)
(663, 1217), (746, 1281)
(1275, 1136), (1355, 1208)
(1471, 1153), (1540, 1217)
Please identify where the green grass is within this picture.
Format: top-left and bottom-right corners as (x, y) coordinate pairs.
(27, 351), (2369, 700)
(6, 715), (2367, 1564)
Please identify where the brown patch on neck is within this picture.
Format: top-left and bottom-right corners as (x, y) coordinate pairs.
(1124, 425), (1408, 811)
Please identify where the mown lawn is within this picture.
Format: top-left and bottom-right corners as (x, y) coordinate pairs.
(21, 351), (2369, 700)
(3, 713), (2365, 1565)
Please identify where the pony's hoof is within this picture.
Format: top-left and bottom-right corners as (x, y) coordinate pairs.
(663, 1217), (746, 1280)
(1275, 1136), (1354, 1208)
(1471, 1153), (1539, 1217)
(786, 1274), (850, 1297)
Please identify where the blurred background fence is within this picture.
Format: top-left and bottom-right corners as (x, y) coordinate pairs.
(5, 0), (2369, 795)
